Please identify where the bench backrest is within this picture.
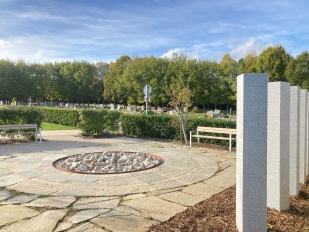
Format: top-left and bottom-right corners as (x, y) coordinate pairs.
(0, 124), (38, 130)
(196, 126), (236, 134)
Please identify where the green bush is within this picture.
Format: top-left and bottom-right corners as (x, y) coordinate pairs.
(39, 107), (79, 127)
(0, 106), (43, 126)
(78, 110), (121, 136)
(120, 114), (236, 146)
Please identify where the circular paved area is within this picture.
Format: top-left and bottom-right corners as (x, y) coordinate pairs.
(0, 131), (221, 196)
(0, 130), (236, 232)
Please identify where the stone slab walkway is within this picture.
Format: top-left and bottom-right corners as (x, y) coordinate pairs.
(0, 130), (236, 232)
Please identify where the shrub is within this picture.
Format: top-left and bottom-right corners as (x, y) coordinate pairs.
(0, 106), (43, 127)
(39, 107), (79, 127)
(120, 114), (236, 145)
(78, 110), (121, 136)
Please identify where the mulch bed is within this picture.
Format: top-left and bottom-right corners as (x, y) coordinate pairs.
(148, 177), (309, 232)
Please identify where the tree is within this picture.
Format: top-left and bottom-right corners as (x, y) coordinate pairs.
(238, 54), (258, 74)
(103, 55), (131, 104)
(285, 51), (309, 89)
(256, 45), (291, 82)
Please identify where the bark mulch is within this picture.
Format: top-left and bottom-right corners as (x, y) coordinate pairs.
(148, 177), (309, 232)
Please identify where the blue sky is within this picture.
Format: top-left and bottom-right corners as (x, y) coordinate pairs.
(0, 0), (308, 63)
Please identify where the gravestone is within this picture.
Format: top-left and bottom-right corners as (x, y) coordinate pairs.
(206, 111), (214, 117)
(99, 104), (103, 109)
(236, 73), (267, 232)
(127, 105), (131, 112)
(133, 105), (137, 112)
(141, 105), (145, 111)
(214, 109), (220, 114)
(117, 104), (120, 111)
(290, 86), (300, 195)
(299, 89), (307, 183)
(151, 107), (156, 111)
(267, 82), (290, 211)
(110, 103), (115, 110)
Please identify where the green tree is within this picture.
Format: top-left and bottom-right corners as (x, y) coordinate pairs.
(256, 45), (291, 82)
(285, 51), (309, 89)
(103, 55), (131, 104)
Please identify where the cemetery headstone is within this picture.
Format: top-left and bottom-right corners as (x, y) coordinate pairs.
(127, 105), (131, 112)
(206, 110), (214, 117)
(133, 105), (137, 112)
(110, 103), (115, 110)
(117, 104), (121, 111)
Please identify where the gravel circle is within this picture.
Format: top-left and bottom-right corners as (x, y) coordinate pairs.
(54, 151), (164, 174)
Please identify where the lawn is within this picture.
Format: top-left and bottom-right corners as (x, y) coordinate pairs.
(41, 122), (77, 131)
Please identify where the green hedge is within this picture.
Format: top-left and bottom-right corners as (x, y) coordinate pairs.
(121, 114), (236, 146)
(78, 110), (121, 136)
(39, 108), (79, 127)
(0, 106), (43, 127)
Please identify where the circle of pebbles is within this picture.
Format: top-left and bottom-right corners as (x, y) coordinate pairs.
(53, 151), (164, 174)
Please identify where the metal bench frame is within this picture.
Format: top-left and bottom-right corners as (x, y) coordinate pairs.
(0, 124), (42, 143)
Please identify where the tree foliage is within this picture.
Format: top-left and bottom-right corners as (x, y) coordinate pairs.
(0, 45), (308, 111)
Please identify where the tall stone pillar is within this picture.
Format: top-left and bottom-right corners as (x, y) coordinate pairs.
(236, 73), (267, 232)
(299, 89), (308, 183)
(290, 86), (300, 195)
(267, 82), (290, 211)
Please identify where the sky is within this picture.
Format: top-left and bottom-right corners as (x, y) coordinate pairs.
(0, 0), (308, 63)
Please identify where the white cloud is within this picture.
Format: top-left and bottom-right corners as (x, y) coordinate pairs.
(36, 50), (44, 57)
(0, 39), (11, 48)
(230, 38), (269, 60)
(161, 48), (183, 59)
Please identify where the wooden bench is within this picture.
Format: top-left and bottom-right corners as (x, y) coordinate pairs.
(0, 124), (42, 143)
(190, 126), (236, 151)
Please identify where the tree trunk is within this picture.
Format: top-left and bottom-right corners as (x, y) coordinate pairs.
(178, 112), (188, 144)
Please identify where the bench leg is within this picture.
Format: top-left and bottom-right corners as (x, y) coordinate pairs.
(229, 134), (232, 152)
(39, 128), (42, 143)
(35, 129), (37, 143)
(190, 131), (192, 146)
(197, 132), (200, 145)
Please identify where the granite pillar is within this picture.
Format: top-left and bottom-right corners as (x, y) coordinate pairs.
(290, 86), (300, 195)
(236, 73), (267, 232)
(267, 82), (290, 211)
(299, 89), (308, 183)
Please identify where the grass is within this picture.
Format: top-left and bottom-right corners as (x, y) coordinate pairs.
(41, 122), (77, 131)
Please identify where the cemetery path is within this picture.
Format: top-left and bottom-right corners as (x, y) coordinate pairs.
(0, 130), (236, 232)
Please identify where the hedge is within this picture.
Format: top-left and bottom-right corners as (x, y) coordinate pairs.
(39, 108), (79, 127)
(120, 114), (236, 145)
(78, 110), (120, 136)
(0, 106), (43, 127)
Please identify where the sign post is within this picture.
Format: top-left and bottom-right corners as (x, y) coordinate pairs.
(143, 84), (152, 114)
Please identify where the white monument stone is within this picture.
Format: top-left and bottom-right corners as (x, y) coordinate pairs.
(267, 82), (290, 211)
(110, 103), (115, 110)
(290, 86), (300, 195)
(117, 104), (121, 110)
(236, 73), (267, 232)
(133, 105), (137, 112)
(127, 105), (131, 112)
(299, 89), (307, 183)
(206, 110), (214, 117)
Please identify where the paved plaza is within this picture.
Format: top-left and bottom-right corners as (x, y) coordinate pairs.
(0, 130), (236, 232)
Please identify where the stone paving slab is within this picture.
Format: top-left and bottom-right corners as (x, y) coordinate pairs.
(73, 197), (119, 210)
(0, 205), (39, 227)
(23, 196), (76, 208)
(0, 194), (39, 205)
(91, 214), (159, 232)
(55, 209), (109, 231)
(158, 191), (204, 206)
(182, 182), (224, 199)
(123, 196), (187, 222)
(0, 190), (11, 201)
(0, 209), (68, 232)
(67, 222), (107, 232)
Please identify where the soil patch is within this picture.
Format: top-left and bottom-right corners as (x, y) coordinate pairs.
(148, 177), (309, 232)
